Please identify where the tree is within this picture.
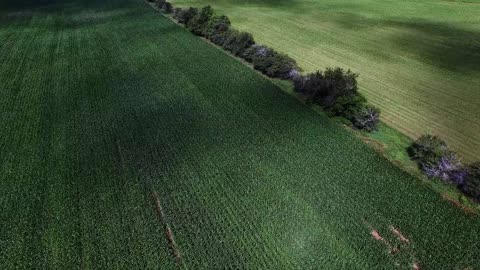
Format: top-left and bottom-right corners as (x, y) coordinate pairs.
(408, 135), (451, 165)
(172, 7), (182, 18)
(408, 135), (464, 182)
(205, 15), (231, 45)
(351, 105), (380, 131)
(293, 68), (358, 107)
(161, 2), (173, 14)
(462, 163), (480, 200)
(243, 45), (274, 62)
(205, 15), (230, 38)
(187, 5), (214, 36)
(222, 30), (255, 56)
(175, 7), (197, 24)
(155, 0), (165, 8)
(293, 71), (324, 103)
(327, 92), (366, 119)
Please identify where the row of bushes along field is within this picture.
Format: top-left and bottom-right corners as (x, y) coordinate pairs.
(409, 135), (480, 201)
(150, 0), (380, 131)
(149, 0), (479, 204)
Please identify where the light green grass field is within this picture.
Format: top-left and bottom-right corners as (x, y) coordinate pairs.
(170, 0), (480, 162)
(1, 0), (479, 269)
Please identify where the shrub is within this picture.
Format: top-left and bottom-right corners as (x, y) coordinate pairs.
(242, 45), (299, 79)
(161, 2), (173, 14)
(205, 15), (230, 37)
(205, 15), (231, 45)
(327, 93), (366, 119)
(351, 105), (380, 131)
(408, 135), (463, 182)
(155, 0), (165, 8)
(462, 163), (480, 200)
(222, 29), (255, 56)
(242, 45), (274, 62)
(187, 5), (214, 36)
(172, 7), (182, 18)
(294, 68), (358, 107)
(147, 0), (155, 2)
(209, 32), (228, 46)
(175, 7), (198, 24)
(408, 135), (451, 165)
(258, 53), (298, 79)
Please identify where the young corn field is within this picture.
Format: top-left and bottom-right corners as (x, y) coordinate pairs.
(0, 0), (479, 269)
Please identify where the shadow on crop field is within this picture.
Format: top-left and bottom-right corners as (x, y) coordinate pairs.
(387, 20), (480, 73)
(333, 12), (480, 73)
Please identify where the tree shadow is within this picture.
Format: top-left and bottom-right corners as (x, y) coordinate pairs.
(333, 12), (480, 74)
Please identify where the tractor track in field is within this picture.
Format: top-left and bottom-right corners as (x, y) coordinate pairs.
(150, 189), (182, 267)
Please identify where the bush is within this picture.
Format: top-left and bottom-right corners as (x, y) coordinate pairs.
(205, 15), (231, 45)
(408, 135), (451, 165)
(462, 163), (480, 200)
(175, 7), (198, 24)
(294, 68), (358, 107)
(174, 7), (198, 25)
(187, 5), (214, 36)
(222, 29), (255, 56)
(155, 0), (165, 8)
(172, 7), (182, 18)
(351, 105), (380, 131)
(242, 45), (299, 79)
(161, 2), (173, 14)
(242, 45), (273, 62)
(408, 135), (463, 182)
(327, 93), (366, 119)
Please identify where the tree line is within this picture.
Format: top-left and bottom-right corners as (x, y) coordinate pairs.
(150, 0), (479, 203)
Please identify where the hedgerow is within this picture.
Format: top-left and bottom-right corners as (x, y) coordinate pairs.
(293, 68), (379, 130)
(161, 2), (173, 14)
(174, 7), (197, 24)
(187, 5), (213, 35)
(462, 163), (480, 200)
(152, 3), (480, 202)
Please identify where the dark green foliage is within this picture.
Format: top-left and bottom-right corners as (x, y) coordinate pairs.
(408, 135), (452, 166)
(172, 7), (182, 18)
(242, 45), (299, 79)
(222, 29), (255, 56)
(327, 92), (366, 119)
(187, 5), (214, 35)
(462, 163), (480, 200)
(155, 0), (165, 8)
(175, 7), (197, 24)
(254, 53), (298, 79)
(327, 93), (380, 131)
(242, 45), (273, 62)
(161, 2), (172, 14)
(295, 69), (378, 130)
(408, 135), (465, 182)
(321, 68), (359, 107)
(205, 15), (231, 41)
(294, 68), (358, 107)
(351, 105), (380, 131)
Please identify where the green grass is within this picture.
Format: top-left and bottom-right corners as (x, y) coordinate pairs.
(170, 0), (480, 162)
(1, 0), (480, 269)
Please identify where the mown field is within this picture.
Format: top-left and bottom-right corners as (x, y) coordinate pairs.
(170, 0), (480, 162)
(0, 0), (479, 269)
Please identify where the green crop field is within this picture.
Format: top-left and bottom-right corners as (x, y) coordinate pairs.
(170, 0), (480, 162)
(0, 0), (479, 269)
